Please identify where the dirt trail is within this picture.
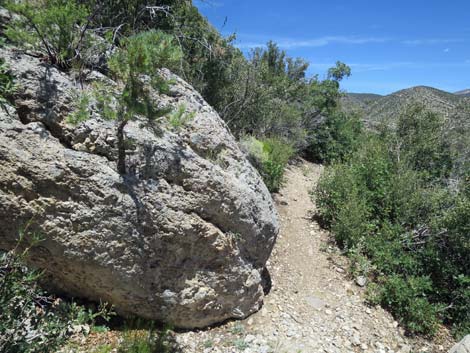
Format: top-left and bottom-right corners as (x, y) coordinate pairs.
(176, 161), (452, 353)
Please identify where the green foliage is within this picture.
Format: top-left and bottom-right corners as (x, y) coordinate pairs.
(327, 61), (352, 82)
(167, 104), (195, 130)
(91, 82), (119, 121)
(108, 30), (181, 89)
(79, 0), (164, 36)
(218, 44), (351, 152)
(348, 245), (375, 278)
(315, 106), (469, 335)
(261, 138), (295, 192)
(396, 104), (453, 180)
(105, 29), (182, 174)
(0, 231), (114, 353)
(67, 29), (182, 174)
(0, 57), (15, 107)
(307, 111), (363, 163)
(67, 92), (90, 125)
(0, 233), (68, 353)
(232, 338), (249, 351)
(117, 322), (173, 353)
(426, 192), (470, 338)
(368, 275), (441, 335)
(106, 29), (181, 117)
(242, 136), (294, 192)
(93, 345), (113, 353)
(5, 0), (90, 69)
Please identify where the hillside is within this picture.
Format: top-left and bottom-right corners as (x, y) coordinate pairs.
(455, 89), (470, 97)
(341, 86), (470, 127)
(340, 92), (382, 115)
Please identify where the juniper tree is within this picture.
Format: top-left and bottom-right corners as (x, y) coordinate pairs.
(4, 0), (90, 69)
(108, 30), (182, 174)
(69, 30), (182, 175)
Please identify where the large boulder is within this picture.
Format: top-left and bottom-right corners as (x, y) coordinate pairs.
(0, 48), (279, 328)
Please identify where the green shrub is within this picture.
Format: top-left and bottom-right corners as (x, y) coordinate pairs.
(315, 164), (370, 247)
(5, 0), (90, 69)
(368, 275), (440, 335)
(425, 192), (470, 337)
(347, 245), (375, 278)
(314, 106), (469, 335)
(0, 57), (15, 107)
(117, 321), (173, 353)
(307, 111), (363, 163)
(396, 104), (453, 180)
(68, 29), (182, 174)
(167, 104), (195, 130)
(103, 29), (181, 174)
(241, 136), (294, 192)
(67, 92), (91, 125)
(1, 234), (68, 353)
(261, 138), (295, 192)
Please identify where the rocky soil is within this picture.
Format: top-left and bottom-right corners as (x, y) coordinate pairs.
(174, 161), (455, 353)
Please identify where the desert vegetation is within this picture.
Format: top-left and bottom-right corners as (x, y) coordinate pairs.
(315, 104), (469, 336)
(0, 0), (468, 351)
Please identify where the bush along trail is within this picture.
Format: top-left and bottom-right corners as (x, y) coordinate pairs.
(173, 161), (455, 353)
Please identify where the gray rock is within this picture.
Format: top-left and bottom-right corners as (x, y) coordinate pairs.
(356, 276), (367, 287)
(449, 335), (470, 353)
(0, 48), (279, 328)
(351, 333), (361, 346)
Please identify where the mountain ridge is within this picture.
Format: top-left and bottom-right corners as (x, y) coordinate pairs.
(341, 85), (470, 127)
(455, 89), (470, 97)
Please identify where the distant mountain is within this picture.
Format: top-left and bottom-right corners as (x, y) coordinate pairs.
(341, 86), (470, 128)
(342, 87), (470, 178)
(455, 89), (470, 97)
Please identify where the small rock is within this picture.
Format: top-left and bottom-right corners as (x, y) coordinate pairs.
(355, 276), (367, 287)
(286, 329), (295, 337)
(351, 334), (361, 346)
(244, 334), (256, 343)
(376, 342), (385, 349)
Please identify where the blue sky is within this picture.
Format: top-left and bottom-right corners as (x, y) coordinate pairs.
(194, 0), (470, 95)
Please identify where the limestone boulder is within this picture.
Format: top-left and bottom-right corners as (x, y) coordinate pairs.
(0, 48), (279, 328)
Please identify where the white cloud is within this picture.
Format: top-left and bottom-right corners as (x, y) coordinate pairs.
(309, 61), (470, 74)
(235, 35), (467, 50)
(402, 38), (464, 45)
(235, 36), (388, 49)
